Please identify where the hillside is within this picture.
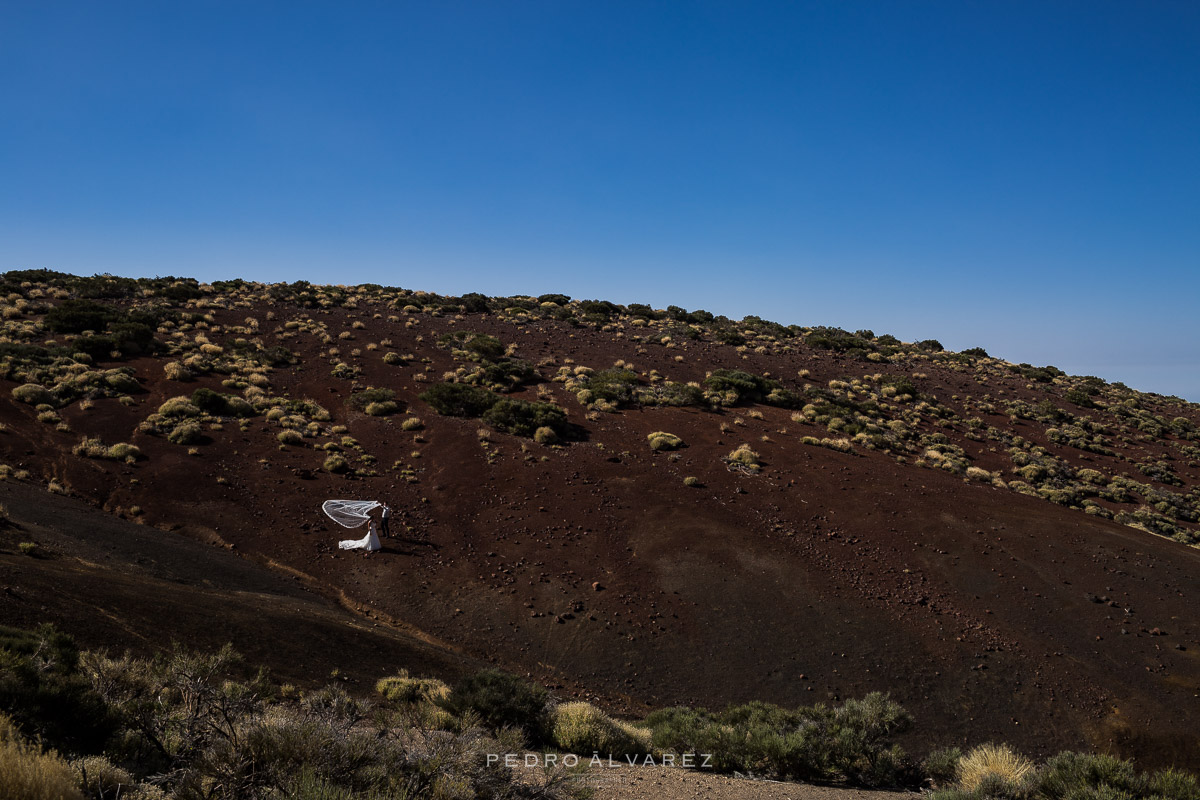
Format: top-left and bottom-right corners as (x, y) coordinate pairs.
(0, 270), (1198, 769)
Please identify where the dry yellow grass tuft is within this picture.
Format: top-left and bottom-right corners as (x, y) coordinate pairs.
(0, 713), (84, 800)
(375, 670), (450, 705)
(958, 743), (1034, 792)
(647, 431), (684, 451)
(551, 701), (651, 758)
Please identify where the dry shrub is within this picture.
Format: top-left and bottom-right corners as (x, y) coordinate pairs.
(323, 455), (350, 474)
(647, 431), (683, 450)
(0, 713), (84, 800)
(551, 701), (650, 759)
(364, 400), (398, 416)
(375, 671), (450, 705)
(965, 466), (993, 481)
(73, 754), (135, 798)
(12, 384), (54, 406)
(158, 397), (200, 417)
(277, 430), (304, 446)
(167, 421), (203, 445)
(958, 743), (1034, 793)
(726, 444), (761, 472)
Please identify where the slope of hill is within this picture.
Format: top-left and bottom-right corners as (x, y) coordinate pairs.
(0, 271), (1197, 768)
(0, 478), (480, 689)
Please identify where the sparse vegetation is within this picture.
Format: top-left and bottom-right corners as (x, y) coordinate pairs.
(647, 431), (684, 451)
(0, 627), (591, 800)
(725, 444), (762, 473)
(1, 271), (1200, 796)
(647, 693), (915, 786)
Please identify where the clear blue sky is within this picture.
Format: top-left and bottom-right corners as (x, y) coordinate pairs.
(2, 2), (1198, 399)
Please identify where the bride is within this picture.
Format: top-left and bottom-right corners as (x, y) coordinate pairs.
(339, 518), (381, 553)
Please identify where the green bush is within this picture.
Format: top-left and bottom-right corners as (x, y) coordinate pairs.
(71, 335), (118, 359)
(439, 669), (550, 744)
(438, 331), (505, 361)
(924, 746), (963, 786)
(647, 693), (915, 787)
(639, 381), (705, 407)
(158, 397), (201, 417)
(420, 383), (498, 418)
(583, 369), (640, 405)
(1065, 387), (1096, 408)
(44, 300), (113, 334)
(103, 370), (141, 394)
(1035, 751), (1158, 799)
(347, 387), (396, 412)
(480, 358), (536, 390)
(224, 397), (256, 418)
(0, 625), (114, 755)
(190, 387), (229, 415)
(1144, 768), (1200, 800)
(806, 326), (872, 353)
(12, 384), (54, 406)
(482, 398), (568, 438)
(73, 754), (138, 799)
(704, 369), (778, 403)
(577, 299), (620, 320)
(167, 421), (204, 445)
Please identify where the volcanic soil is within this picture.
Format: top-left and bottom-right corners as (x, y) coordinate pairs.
(2, 292), (1199, 769)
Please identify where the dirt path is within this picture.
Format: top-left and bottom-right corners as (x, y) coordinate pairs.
(583, 764), (916, 800)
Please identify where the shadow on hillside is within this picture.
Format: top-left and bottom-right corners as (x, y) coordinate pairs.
(380, 537), (438, 556)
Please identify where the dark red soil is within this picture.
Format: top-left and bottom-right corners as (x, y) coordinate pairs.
(2, 299), (1198, 769)
(0, 479), (481, 692)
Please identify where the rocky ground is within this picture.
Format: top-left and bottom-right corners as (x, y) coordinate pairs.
(2, 277), (1199, 768)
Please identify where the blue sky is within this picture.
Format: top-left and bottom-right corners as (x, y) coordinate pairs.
(2, 2), (1198, 398)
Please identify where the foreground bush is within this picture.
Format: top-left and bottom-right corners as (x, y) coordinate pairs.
(74, 641), (586, 800)
(0, 624), (114, 755)
(0, 713), (83, 800)
(956, 743), (1034, 795)
(375, 670), (449, 706)
(439, 669), (551, 744)
(551, 701), (650, 759)
(929, 748), (1200, 800)
(1036, 751), (1197, 800)
(647, 693), (916, 787)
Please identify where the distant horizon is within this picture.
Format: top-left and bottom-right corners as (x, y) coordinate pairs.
(3, 2), (1197, 401)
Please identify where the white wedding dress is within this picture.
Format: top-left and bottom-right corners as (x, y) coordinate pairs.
(339, 521), (381, 552)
